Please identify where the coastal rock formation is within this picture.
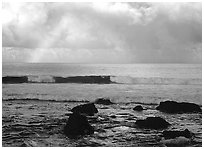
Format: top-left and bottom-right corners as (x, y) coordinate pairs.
(162, 129), (193, 139)
(64, 113), (94, 137)
(156, 101), (201, 113)
(135, 117), (170, 129)
(95, 98), (114, 105)
(71, 103), (98, 116)
(133, 105), (143, 111)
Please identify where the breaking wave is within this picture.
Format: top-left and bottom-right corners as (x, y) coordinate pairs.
(2, 75), (201, 85)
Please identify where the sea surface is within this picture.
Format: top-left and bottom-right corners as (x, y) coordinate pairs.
(2, 63), (202, 147)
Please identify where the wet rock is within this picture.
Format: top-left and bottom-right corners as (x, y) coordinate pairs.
(156, 101), (201, 113)
(110, 115), (116, 118)
(71, 103), (98, 116)
(95, 98), (114, 105)
(135, 117), (170, 129)
(161, 136), (190, 147)
(64, 113), (94, 137)
(133, 105), (143, 111)
(162, 129), (193, 139)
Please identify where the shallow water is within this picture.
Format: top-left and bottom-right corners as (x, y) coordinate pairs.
(3, 83), (202, 105)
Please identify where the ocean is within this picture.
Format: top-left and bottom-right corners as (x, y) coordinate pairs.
(2, 63), (202, 147)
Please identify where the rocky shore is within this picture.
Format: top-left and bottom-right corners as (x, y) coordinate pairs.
(2, 98), (202, 147)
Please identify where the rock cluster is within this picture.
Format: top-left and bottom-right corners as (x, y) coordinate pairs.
(63, 99), (198, 145)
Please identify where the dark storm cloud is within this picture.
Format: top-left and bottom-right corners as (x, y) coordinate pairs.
(2, 2), (202, 63)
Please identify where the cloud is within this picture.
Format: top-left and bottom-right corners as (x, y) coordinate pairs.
(2, 2), (202, 63)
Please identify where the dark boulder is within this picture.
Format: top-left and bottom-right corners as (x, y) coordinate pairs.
(162, 129), (193, 139)
(71, 103), (98, 116)
(135, 117), (170, 129)
(133, 105), (143, 111)
(156, 101), (201, 114)
(64, 113), (94, 137)
(110, 115), (116, 118)
(95, 98), (114, 105)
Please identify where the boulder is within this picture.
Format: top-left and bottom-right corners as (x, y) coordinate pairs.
(162, 129), (193, 139)
(156, 101), (201, 113)
(71, 103), (98, 116)
(161, 137), (190, 147)
(64, 113), (94, 137)
(95, 98), (114, 105)
(135, 117), (170, 129)
(133, 105), (143, 111)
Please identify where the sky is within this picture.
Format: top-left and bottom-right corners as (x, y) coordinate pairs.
(2, 2), (202, 63)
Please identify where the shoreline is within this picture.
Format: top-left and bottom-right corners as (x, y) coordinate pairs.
(2, 99), (202, 147)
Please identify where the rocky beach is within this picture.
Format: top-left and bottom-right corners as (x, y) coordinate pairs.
(2, 97), (202, 147)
